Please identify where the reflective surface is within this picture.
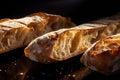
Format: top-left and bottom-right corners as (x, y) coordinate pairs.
(0, 48), (83, 80)
(0, 48), (120, 80)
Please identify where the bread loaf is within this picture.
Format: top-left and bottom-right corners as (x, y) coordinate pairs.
(24, 15), (120, 63)
(0, 12), (75, 54)
(0, 19), (35, 53)
(16, 12), (75, 36)
(80, 33), (120, 74)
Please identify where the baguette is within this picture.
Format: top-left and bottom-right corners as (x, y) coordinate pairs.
(24, 15), (120, 63)
(0, 12), (75, 54)
(80, 33), (120, 74)
(0, 19), (35, 53)
(16, 12), (75, 36)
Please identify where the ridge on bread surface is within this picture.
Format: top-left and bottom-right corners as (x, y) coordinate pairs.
(24, 13), (120, 63)
(0, 12), (75, 54)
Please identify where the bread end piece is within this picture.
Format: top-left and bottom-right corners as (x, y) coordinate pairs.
(80, 34), (120, 74)
(24, 29), (65, 63)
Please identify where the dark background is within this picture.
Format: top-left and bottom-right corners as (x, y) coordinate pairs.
(0, 0), (120, 80)
(0, 0), (120, 24)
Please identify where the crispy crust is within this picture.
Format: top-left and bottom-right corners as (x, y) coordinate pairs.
(24, 15), (120, 63)
(0, 19), (35, 53)
(16, 12), (75, 36)
(0, 12), (75, 54)
(80, 34), (120, 74)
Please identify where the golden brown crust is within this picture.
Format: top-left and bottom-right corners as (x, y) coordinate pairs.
(24, 29), (68, 63)
(80, 34), (120, 74)
(0, 20), (35, 53)
(15, 12), (75, 36)
(28, 12), (75, 29)
(0, 12), (75, 54)
(24, 13), (120, 63)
